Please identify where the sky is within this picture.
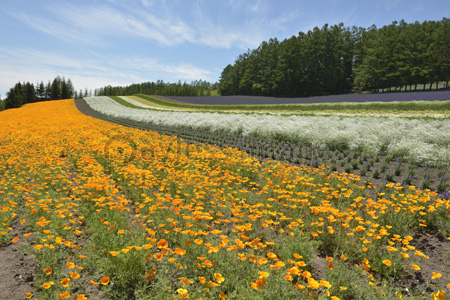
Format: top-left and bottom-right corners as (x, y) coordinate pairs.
(1, 0), (449, 98)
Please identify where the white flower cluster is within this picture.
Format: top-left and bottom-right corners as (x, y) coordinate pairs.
(84, 96), (450, 165)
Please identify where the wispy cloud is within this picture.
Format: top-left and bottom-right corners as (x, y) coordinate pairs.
(0, 47), (213, 95)
(10, 1), (297, 50)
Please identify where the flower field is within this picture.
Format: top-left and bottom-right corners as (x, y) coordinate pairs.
(1, 99), (450, 299)
(84, 96), (450, 195)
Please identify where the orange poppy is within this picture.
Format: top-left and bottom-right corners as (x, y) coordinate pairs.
(101, 276), (110, 285)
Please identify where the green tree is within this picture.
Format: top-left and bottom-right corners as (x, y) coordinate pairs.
(50, 78), (61, 100)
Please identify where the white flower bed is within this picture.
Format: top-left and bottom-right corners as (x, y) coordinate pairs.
(84, 96), (450, 164)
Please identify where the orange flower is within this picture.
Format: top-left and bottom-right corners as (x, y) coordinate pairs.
(12, 237), (19, 243)
(42, 281), (54, 289)
(61, 277), (71, 288)
(26, 292), (33, 298)
(267, 252), (279, 261)
(258, 271), (269, 278)
(269, 261), (285, 269)
(157, 239), (168, 249)
(66, 262), (75, 269)
(199, 276), (206, 284)
(90, 280), (99, 286)
(75, 295), (88, 300)
(174, 248), (186, 256)
(251, 281), (260, 290)
(70, 271), (80, 279)
(432, 272), (442, 279)
(43, 267), (52, 275)
(383, 260), (392, 266)
(412, 264), (421, 271)
(214, 273), (225, 283)
(101, 275), (110, 285)
(110, 251), (120, 256)
(59, 291), (71, 299)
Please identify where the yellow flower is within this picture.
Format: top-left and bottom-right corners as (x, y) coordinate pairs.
(214, 273), (225, 283)
(177, 288), (188, 295)
(258, 271), (269, 278)
(431, 290), (446, 300)
(412, 264), (420, 271)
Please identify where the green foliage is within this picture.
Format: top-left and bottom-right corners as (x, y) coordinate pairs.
(220, 18), (450, 97)
(2, 76), (75, 110)
(96, 79), (219, 97)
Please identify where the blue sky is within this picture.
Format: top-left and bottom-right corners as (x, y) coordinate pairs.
(1, 0), (449, 97)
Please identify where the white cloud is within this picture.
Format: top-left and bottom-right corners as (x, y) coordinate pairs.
(0, 47), (213, 96)
(10, 1), (297, 50)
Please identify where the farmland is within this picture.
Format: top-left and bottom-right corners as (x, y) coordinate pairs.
(1, 98), (449, 299)
(82, 96), (450, 196)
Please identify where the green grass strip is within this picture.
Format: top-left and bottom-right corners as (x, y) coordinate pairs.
(135, 94), (450, 112)
(109, 96), (145, 109)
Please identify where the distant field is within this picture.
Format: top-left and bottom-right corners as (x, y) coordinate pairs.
(162, 91), (450, 105)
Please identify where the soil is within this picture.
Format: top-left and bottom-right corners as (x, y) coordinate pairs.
(397, 231), (450, 297)
(0, 219), (37, 300)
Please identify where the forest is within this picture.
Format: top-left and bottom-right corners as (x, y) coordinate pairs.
(96, 80), (218, 97)
(1, 76), (75, 110)
(218, 18), (450, 97)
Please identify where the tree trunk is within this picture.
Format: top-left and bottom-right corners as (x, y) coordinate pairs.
(436, 81), (439, 90)
(415, 83), (418, 91)
(429, 82), (433, 90)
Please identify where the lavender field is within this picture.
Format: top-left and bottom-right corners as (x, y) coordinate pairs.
(163, 90), (450, 105)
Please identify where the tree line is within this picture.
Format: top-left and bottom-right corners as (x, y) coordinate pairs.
(218, 18), (450, 97)
(96, 80), (218, 97)
(1, 76), (75, 110)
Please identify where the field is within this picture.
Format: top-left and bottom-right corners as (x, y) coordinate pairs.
(0, 98), (449, 300)
(83, 96), (450, 196)
(131, 92), (450, 115)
